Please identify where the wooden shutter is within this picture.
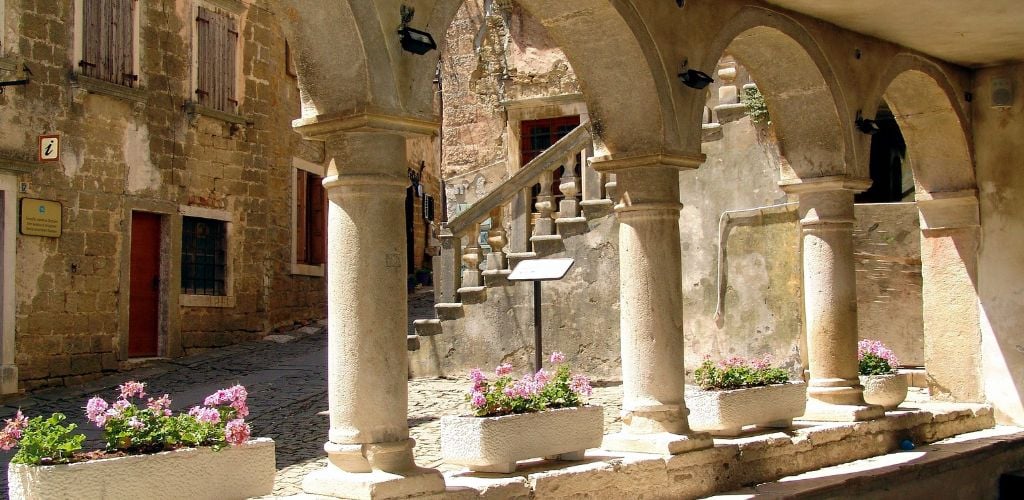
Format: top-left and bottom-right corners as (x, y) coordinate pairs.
(80, 0), (134, 86)
(196, 7), (212, 106)
(295, 170), (308, 264)
(81, 0), (102, 78)
(113, 0), (136, 87)
(196, 6), (238, 112)
(224, 15), (239, 112)
(309, 174), (326, 265)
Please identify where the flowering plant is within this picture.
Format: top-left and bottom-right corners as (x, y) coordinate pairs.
(692, 354), (790, 391)
(858, 339), (899, 375)
(467, 352), (593, 417)
(0, 381), (252, 465)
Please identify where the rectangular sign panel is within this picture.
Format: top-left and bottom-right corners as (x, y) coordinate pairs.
(507, 257), (574, 282)
(20, 198), (62, 237)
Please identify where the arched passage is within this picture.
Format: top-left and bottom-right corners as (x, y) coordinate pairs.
(870, 56), (982, 402)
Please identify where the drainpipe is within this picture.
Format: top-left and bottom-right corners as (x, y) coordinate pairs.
(712, 202), (798, 325)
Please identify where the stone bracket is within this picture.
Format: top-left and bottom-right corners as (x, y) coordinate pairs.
(779, 175), (873, 195)
(591, 151), (704, 173)
(916, 189), (979, 230)
(293, 109), (440, 140)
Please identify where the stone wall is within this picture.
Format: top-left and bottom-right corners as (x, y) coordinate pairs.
(0, 0), (327, 391)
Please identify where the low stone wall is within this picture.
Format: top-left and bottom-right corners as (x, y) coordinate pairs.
(441, 402), (994, 499)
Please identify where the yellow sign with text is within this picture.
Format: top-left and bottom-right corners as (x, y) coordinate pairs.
(20, 198), (62, 238)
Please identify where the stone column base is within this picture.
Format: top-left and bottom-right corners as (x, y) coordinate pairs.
(800, 399), (885, 422)
(601, 431), (713, 455)
(302, 466), (445, 500)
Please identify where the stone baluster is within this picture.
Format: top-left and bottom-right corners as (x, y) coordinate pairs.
(485, 206), (507, 272)
(605, 173), (618, 202)
(558, 154), (581, 219)
(781, 176), (883, 422)
(298, 125), (443, 498)
(533, 170), (555, 237)
(434, 226), (462, 304)
(581, 144), (600, 203)
(461, 223), (483, 287)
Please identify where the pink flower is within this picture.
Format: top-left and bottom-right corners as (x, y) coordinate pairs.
(752, 354), (773, 371)
(203, 385), (249, 418)
(469, 369), (486, 383)
(858, 339), (899, 369)
(0, 410), (28, 451)
(570, 374), (592, 397)
(494, 363), (513, 376)
(224, 419), (250, 446)
(147, 394), (172, 416)
(128, 416), (145, 430)
(189, 406), (221, 424)
(470, 392), (486, 408)
(85, 397), (110, 426)
(119, 381), (146, 400)
(533, 368), (551, 386)
(549, 352), (566, 364)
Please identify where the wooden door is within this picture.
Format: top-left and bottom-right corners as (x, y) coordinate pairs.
(129, 212), (161, 357)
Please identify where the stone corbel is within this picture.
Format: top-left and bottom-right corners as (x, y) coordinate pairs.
(780, 176), (872, 227)
(916, 189), (979, 231)
(292, 109), (440, 141)
(590, 150), (704, 173)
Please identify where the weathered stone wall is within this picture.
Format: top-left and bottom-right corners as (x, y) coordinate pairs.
(0, 0), (326, 390)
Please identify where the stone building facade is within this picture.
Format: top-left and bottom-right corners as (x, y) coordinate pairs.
(0, 0), (441, 393)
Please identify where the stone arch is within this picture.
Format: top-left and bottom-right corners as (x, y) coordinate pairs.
(867, 54), (975, 194)
(696, 6), (855, 180)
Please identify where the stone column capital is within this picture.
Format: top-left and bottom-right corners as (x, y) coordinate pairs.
(916, 189), (979, 230)
(778, 175), (872, 195)
(293, 108), (439, 140)
(591, 151), (704, 174)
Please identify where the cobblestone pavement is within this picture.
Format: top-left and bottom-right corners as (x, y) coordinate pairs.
(0, 286), (624, 498)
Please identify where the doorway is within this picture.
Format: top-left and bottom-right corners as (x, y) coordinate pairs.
(129, 212), (161, 357)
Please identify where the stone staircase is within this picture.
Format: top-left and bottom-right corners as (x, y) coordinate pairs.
(406, 122), (623, 378)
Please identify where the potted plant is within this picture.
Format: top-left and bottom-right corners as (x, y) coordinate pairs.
(440, 352), (602, 473)
(685, 355), (806, 436)
(858, 339), (908, 410)
(5, 381), (275, 500)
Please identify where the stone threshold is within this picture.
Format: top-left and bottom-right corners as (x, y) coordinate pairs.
(440, 401), (995, 499)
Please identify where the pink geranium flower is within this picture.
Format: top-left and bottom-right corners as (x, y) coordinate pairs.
(224, 419), (251, 446)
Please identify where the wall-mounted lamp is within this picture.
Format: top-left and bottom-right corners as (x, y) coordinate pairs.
(676, 0), (685, 7)
(678, 68), (714, 89)
(398, 5), (437, 55)
(855, 111), (879, 135)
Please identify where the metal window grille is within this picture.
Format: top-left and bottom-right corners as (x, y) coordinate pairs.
(181, 216), (226, 295)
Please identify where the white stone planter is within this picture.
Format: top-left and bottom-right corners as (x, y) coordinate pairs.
(861, 373), (909, 410)
(8, 438), (275, 500)
(441, 405), (603, 473)
(686, 382), (807, 436)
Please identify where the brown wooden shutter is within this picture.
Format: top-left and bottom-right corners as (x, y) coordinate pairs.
(309, 174), (326, 265)
(196, 7), (212, 106)
(113, 0), (136, 87)
(81, 0), (102, 78)
(224, 15), (239, 112)
(296, 170), (309, 264)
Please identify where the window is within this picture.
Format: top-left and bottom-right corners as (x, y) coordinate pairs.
(77, 0), (139, 87)
(181, 216), (227, 296)
(521, 115), (581, 209)
(295, 169), (326, 266)
(195, 5), (238, 113)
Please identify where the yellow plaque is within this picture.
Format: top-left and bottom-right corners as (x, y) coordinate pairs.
(20, 198), (62, 238)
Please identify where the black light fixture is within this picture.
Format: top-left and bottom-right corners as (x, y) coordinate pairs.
(398, 5), (437, 55)
(855, 110), (880, 135)
(676, 0), (685, 6)
(678, 60), (714, 90)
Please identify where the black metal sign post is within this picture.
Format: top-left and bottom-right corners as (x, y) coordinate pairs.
(508, 258), (575, 373)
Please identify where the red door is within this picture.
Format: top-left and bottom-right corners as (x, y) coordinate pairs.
(129, 212), (161, 357)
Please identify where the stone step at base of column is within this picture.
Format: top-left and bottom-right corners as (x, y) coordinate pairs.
(457, 286), (488, 304)
(482, 269), (512, 287)
(530, 234), (565, 257)
(580, 199), (614, 220)
(507, 251), (538, 270)
(434, 302), (465, 320)
(407, 334), (420, 351)
(412, 319), (443, 337)
(555, 216), (589, 237)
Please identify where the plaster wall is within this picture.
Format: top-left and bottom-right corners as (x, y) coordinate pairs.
(975, 63), (1024, 425)
(0, 0), (325, 391)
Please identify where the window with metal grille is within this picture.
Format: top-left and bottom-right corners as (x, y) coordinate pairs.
(195, 6), (238, 113)
(181, 217), (227, 296)
(80, 0), (138, 87)
(521, 115), (581, 210)
(295, 170), (326, 266)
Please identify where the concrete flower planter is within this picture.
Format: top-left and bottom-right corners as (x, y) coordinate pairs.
(441, 405), (603, 473)
(8, 438), (275, 500)
(861, 373), (909, 410)
(686, 382), (807, 436)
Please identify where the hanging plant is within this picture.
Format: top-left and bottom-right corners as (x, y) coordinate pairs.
(741, 86), (771, 124)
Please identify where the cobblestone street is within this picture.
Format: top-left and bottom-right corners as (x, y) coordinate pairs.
(0, 287), (624, 497)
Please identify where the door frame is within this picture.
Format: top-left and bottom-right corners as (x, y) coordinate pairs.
(118, 200), (182, 360)
(0, 173), (18, 394)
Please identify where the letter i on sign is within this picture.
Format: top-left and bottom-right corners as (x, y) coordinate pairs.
(38, 135), (60, 162)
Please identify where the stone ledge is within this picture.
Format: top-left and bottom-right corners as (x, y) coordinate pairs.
(72, 74), (147, 104)
(440, 402), (995, 499)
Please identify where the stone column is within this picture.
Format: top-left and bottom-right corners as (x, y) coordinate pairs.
(296, 119), (444, 498)
(782, 176), (883, 421)
(917, 190), (982, 402)
(595, 154), (713, 455)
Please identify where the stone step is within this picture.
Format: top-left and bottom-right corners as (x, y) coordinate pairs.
(412, 319), (443, 337)
(457, 286), (487, 304)
(555, 216), (588, 238)
(482, 269), (511, 287)
(710, 426), (1024, 499)
(580, 199), (614, 220)
(434, 302), (464, 320)
(530, 234), (564, 257)
(507, 252), (537, 270)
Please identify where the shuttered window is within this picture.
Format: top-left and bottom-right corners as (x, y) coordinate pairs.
(196, 6), (238, 113)
(296, 170), (326, 266)
(80, 0), (137, 87)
